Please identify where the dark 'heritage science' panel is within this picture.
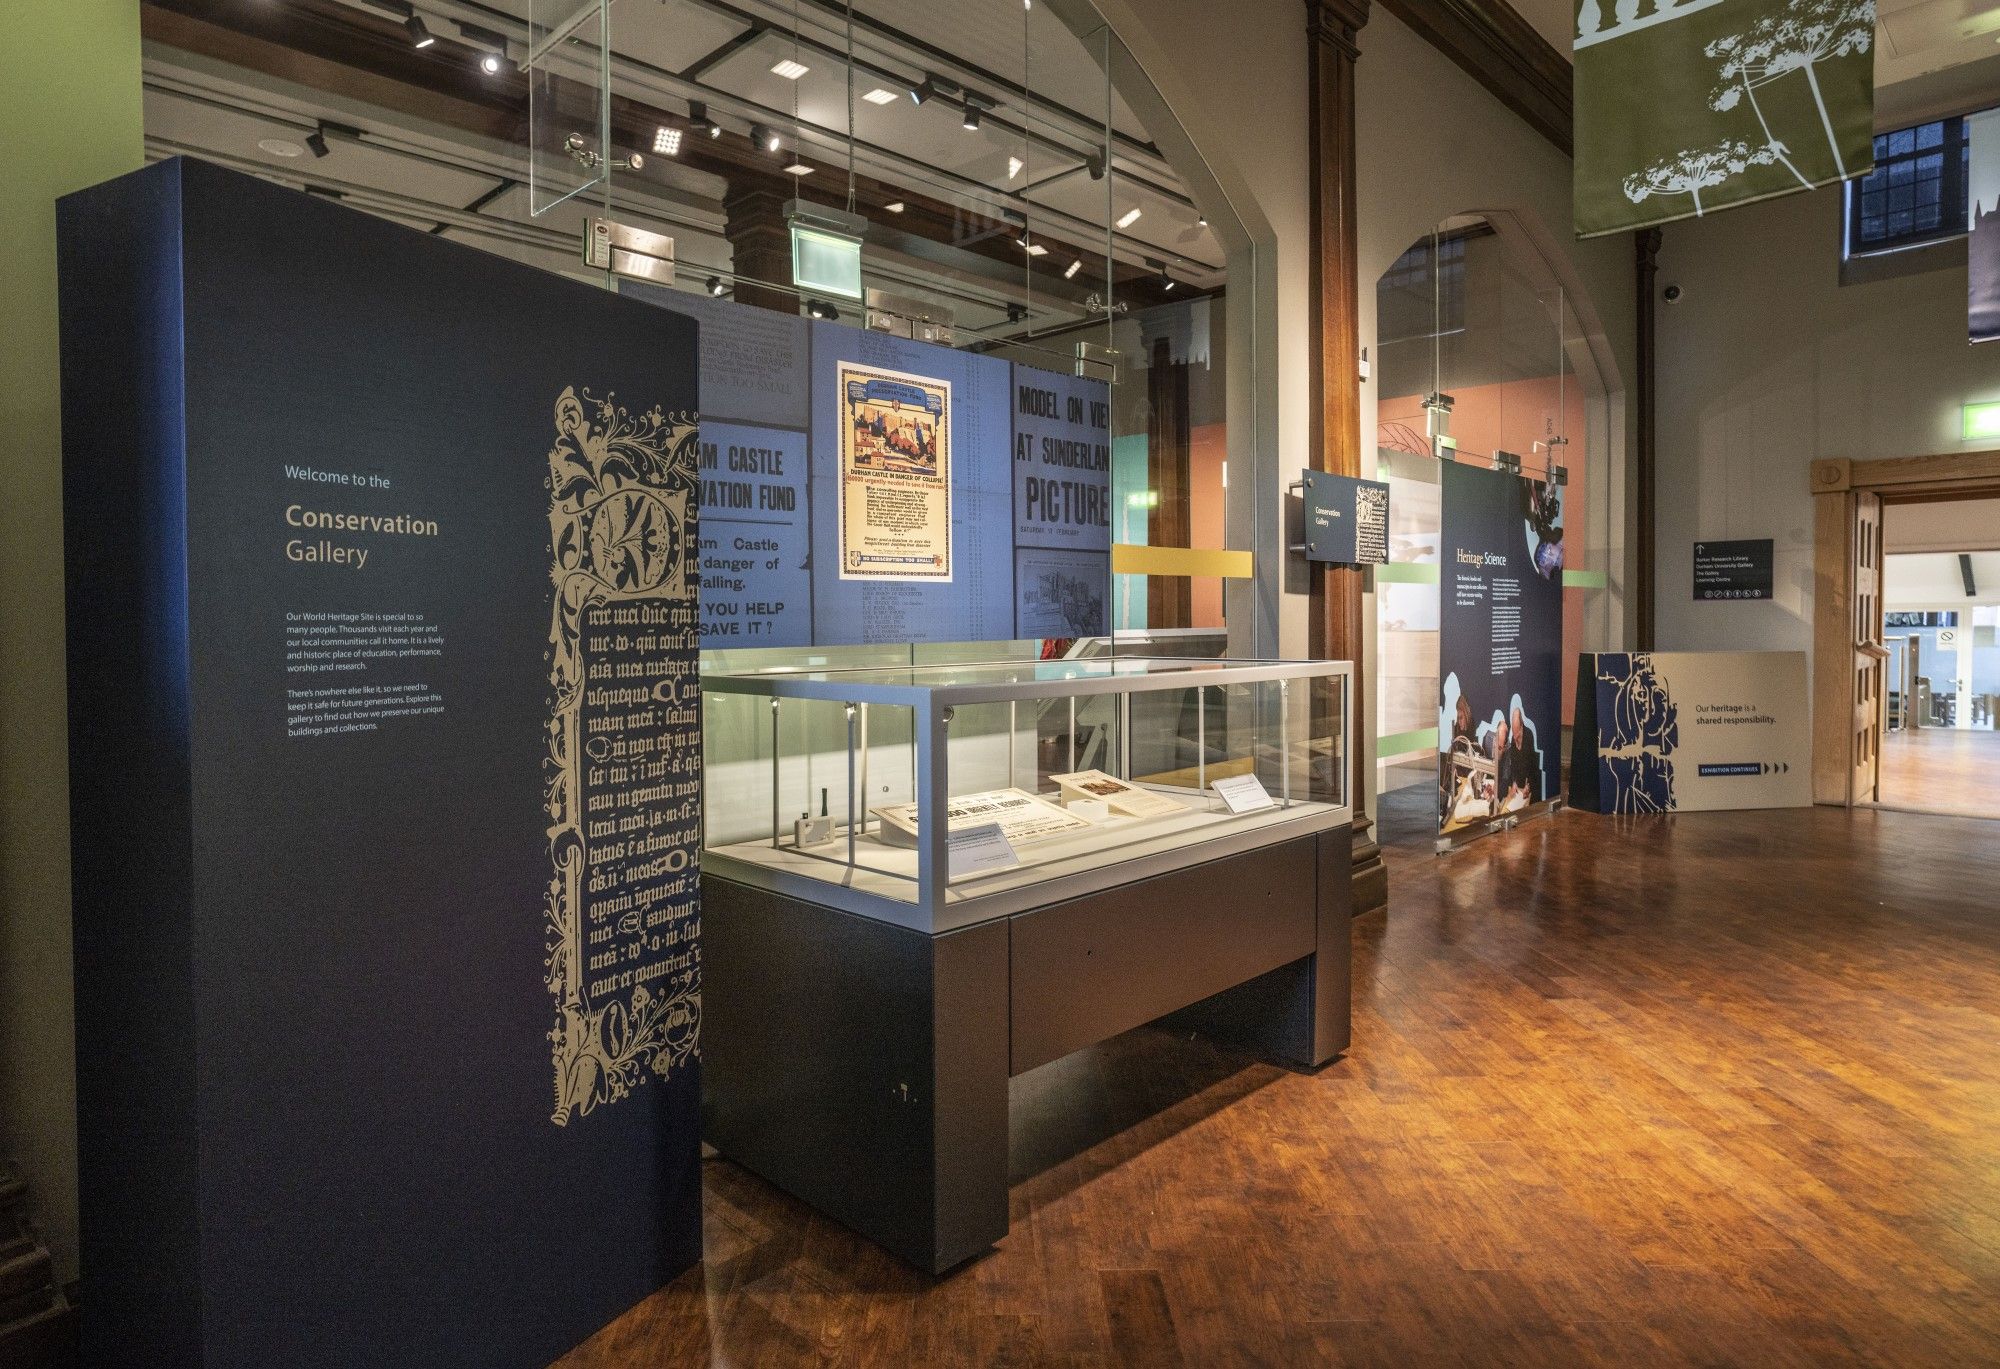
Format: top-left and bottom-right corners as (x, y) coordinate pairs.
(62, 158), (702, 1369)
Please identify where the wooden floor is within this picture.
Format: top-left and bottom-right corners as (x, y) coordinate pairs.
(556, 805), (2000, 1367)
(1879, 726), (2000, 818)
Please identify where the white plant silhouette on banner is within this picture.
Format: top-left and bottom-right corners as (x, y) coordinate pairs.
(1575, 0), (1877, 234)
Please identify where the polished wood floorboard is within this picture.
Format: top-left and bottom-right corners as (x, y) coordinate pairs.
(556, 805), (2000, 1367)
(1879, 726), (2000, 818)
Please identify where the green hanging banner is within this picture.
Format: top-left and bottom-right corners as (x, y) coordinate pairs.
(1573, 0), (1877, 238)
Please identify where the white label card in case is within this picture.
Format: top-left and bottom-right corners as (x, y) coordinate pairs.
(1211, 772), (1276, 814)
(947, 822), (1020, 878)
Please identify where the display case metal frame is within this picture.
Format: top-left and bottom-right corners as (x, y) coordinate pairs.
(702, 656), (1354, 933)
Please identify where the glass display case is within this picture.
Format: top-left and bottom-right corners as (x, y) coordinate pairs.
(702, 657), (1351, 932)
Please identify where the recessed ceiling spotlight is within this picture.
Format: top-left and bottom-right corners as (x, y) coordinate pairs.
(1063, 259), (1081, 280)
(653, 126), (683, 156)
(884, 201), (906, 213)
(771, 57), (810, 80)
(1008, 156), (1024, 180)
(480, 50), (503, 74)
(783, 161), (814, 176)
(862, 87), (899, 105)
(405, 13), (435, 48)
(1116, 206), (1142, 228)
(259, 136), (306, 159)
(707, 276), (726, 296)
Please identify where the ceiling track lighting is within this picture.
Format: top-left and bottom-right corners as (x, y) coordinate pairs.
(1007, 302), (1029, 324)
(1063, 259), (1082, 280)
(305, 126), (330, 159)
(807, 299), (841, 321)
(687, 100), (720, 138)
(909, 76), (938, 105)
(750, 123), (781, 154)
(962, 103), (982, 132)
(653, 125), (683, 156)
(707, 276), (727, 296)
(1085, 154), (1106, 182)
(405, 13), (435, 48)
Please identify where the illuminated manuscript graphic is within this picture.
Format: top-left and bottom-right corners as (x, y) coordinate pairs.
(545, 386), (702, 1123)
(837, 361), (953, 580)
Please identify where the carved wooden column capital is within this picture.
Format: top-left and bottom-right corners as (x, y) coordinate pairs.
(1306, 0), (1371, 59)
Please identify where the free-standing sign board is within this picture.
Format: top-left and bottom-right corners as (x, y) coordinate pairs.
(1693, 538), (1774, 601)
(1436, 462), (1565, 836)
(60, 159), (703, 1369)
(1301, 470), (1390, 565)
(1570, 651), (1811, 814)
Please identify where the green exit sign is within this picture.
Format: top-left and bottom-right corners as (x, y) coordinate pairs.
(1963, 400), (2000, 442)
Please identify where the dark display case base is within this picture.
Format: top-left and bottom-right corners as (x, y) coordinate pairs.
(702, 826), (1353, 1274)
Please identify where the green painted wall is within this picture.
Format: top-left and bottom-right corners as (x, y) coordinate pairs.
(0, 2), (144, 1283)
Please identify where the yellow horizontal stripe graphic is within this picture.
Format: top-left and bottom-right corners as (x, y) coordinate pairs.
(1111, 544), (1254, 579)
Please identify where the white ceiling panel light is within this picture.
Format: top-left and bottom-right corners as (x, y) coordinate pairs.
(1063, 259), (1082, 279)
(884, 201), (906, 213)
(771, 57), (811, 80)
(652, 126), (683, 156)
(1008, 156), (1024, 179)
(783, 161), (815, 176)
(1116, 207), (1142, 228)
(862, 87), (900, 105)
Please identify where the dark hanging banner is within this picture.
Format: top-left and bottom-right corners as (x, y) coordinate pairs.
(1693, 537), (1775, 600)
(1435, 461), (1566, 837)
(60, 159), (703, 1369)
(1971, 108), (2000, 345)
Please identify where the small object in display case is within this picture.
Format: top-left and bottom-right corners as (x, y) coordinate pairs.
(793, 786), (834, 847)
(1048, 767), (1189, 819)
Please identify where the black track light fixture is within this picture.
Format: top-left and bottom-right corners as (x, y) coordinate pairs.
(707, 276), (726, 297)
(750, 123), (781, 155)
(405, 13), (436, 48)
(962, 102), (981, 132)
(1006, 302), (1029, 324)
(688, 100), (719, 139)
(1084, 153), (1106, 182)
(807, 299), (841, 321)
(909, 76), (937, 105)
(305, 125), (330, 159)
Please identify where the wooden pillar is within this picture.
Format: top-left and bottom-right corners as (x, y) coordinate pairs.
(1634, 227), (1661, 650)
(1146, 336), (1194, 628)
(1306, 0), (1385, 916)
(722, 184), (798, 315)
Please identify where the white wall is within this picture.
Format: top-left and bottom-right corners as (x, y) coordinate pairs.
(1655, 186), (2000, 659)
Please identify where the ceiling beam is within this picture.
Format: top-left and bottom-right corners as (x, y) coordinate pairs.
(1374, 0), (1571, 157)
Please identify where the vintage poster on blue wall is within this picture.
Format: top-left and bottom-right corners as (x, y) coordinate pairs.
(1010, 363), (1110, 636)
(1436, 460), (1565, 836)
(810, 324), (1013, 644)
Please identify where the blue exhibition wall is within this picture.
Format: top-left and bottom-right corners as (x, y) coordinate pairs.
(61, 160), (704, 1369)
(624, 281), (1111, 648)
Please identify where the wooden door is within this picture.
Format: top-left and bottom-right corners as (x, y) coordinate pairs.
(1851, 492), (1886, 803)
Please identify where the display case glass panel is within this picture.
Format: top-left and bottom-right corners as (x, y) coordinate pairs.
(702, 657), (1350, 932)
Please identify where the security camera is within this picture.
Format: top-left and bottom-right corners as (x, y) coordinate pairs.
(1663, 284), (1683, 304)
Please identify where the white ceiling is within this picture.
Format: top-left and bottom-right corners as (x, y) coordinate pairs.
(1885, 549), (2000, 604)
(1883, 497), (2000, 552)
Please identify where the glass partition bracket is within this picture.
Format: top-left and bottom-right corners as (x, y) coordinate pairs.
(858, 704), (870, 837)
(1008, 700), (1018, 791)
(1280, 678), (1292, 810)
(846, 704), (859, 869)
(917, 707), (953, 907)
(1197, 685), (1207, 794)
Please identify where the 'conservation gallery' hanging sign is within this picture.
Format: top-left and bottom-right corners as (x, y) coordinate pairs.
(1574, 0), (1877, 237)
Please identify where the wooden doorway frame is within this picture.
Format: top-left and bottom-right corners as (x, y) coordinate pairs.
(1809, 449), (2000, 804)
